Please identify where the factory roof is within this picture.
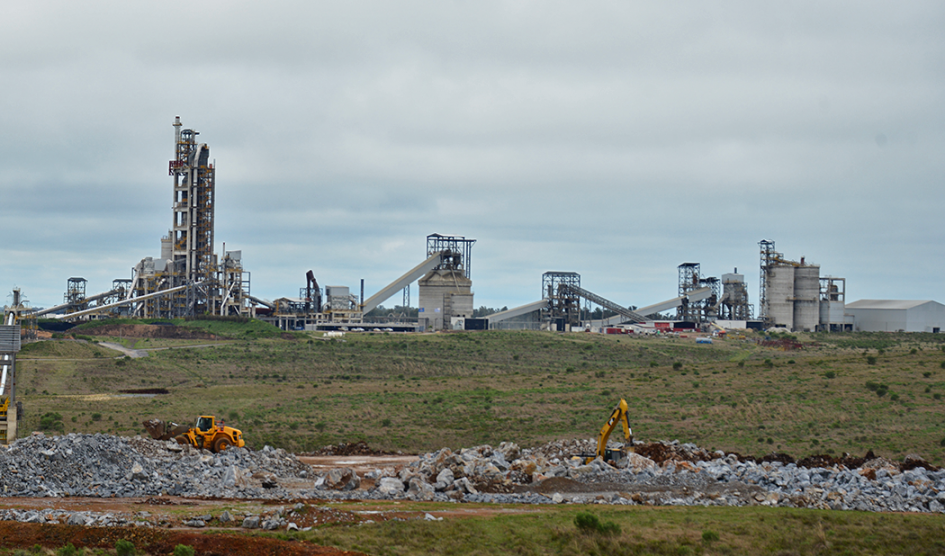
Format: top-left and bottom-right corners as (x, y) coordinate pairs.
(846, 299), (939, 310)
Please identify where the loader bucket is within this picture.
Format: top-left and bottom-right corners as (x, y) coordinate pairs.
(142, 419), (190, 441)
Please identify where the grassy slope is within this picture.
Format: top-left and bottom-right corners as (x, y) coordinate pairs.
(302, 503), (945, 556)
(11, 326), (945, 463)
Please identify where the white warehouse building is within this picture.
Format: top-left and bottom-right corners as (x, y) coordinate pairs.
(847, 300), (945, 333)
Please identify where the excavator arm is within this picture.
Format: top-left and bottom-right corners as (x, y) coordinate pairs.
(586, 398), (632, 464)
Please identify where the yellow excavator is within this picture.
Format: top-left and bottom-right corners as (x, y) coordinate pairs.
(583, 398), (633, 464)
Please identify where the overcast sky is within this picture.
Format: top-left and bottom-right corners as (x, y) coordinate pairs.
(2, 1), (943, 313)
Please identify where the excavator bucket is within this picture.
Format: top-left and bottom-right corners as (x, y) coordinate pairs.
(142, 419), (190, 441)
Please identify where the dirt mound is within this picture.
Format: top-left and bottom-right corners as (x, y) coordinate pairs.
(633, 442), (714, 465)
(0, 522), (363, 556)
(82, 324), (218, 340)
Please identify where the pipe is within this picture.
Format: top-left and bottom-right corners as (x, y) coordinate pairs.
(0, 354), (9, 397)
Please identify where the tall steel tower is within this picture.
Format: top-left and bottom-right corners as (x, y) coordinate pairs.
(170, 116), (215, 306)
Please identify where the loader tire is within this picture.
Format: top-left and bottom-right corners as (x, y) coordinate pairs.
(175, 435), (189, 446)
(213, 436), (234, 453)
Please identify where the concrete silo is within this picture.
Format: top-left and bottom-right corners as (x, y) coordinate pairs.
(793, 263), (820, 332)
(766, 265), (795, 329)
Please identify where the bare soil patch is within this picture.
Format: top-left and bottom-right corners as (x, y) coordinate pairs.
(0, 521), (363, 556)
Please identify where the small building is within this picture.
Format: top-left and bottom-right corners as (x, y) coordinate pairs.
(846, 300), (945, 333)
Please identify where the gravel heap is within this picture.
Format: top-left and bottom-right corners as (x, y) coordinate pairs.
(3, 433), (944, 515)
(0, 432), (310, 499)
(0, 503), (316, 531)
(310, 439), (945, 513)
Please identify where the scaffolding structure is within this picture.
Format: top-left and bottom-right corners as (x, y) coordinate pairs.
(542, 272), (582, 329)
(758, 239), (780, 324)
(426, 234), (476, 279)
(676, 263), (702, 321)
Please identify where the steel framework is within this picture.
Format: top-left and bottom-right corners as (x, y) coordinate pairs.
(426, 234), (475, 279)
(758, 239), (781, 324)
(542, 272), (582, 328)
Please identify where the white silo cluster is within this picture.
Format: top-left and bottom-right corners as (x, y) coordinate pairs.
(760, 240), (842, 332)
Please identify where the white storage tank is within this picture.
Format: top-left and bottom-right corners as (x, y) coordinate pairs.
(793, 265), (820, 331)
(766, 265), (794, 329)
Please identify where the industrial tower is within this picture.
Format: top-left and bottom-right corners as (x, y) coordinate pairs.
(128, 117), (250, 318)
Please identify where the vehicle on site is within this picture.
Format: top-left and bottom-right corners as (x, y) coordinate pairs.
(143, 415), (245, 453)
(581, 398), (633, 464)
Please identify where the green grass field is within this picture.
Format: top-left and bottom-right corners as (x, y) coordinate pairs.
(12, 322), (945, 463)
(300, 502), (945, 556)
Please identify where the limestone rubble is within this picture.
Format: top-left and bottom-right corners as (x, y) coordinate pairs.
(2, 433), (944, 523)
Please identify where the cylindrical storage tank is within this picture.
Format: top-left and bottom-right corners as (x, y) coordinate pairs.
(766, 265), (794, 329)
(793, 265), (820, 331)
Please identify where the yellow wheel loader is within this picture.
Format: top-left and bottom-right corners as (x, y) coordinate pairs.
(143, 415), (245, 453)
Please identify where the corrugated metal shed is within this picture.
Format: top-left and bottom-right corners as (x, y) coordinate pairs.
(846, 299), (945, 333)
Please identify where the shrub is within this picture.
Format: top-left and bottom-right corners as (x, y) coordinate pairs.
(824, 371), (836, 379)
(115, 539), (136, 556)
(925, 371), (934, 377)
(91, 413), (102, 421)
(39, 412), (64, 432)
(56, 544), (79, 556)
(574, 512), (621, 535)
(381, 418), (392, 427)
(763, 359), (774, 368)
(672, 362), (683, 371)
(173, 545), (196, 556)
(702, 530), (720, 542)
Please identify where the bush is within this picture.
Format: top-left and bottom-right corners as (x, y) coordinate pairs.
(702, 530), (720, 542)
(574, 512), (621, 535)
(56, 544), (79, 556)
(91, 413), (102, 421)
(39, 412), (64, 432)
(672, 362), (683, 371)
(173, 546), (196, 556)
(866, 355), (877, 365)
(763, 359), (774, 368)
(823, 371), (836, 379)
(115, 539), (135, 556)
(925, 371), (933, 378)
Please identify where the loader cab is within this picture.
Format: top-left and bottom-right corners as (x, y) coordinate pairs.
(196, 416), (214, 432)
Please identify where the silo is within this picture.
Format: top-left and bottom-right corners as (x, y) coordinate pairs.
(766, 265), (794, 329)
(793, 265), (820, 331)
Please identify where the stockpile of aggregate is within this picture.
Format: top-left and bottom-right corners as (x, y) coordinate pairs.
(0, 433), (310, 499)
(3, 433), (945, 516)
(311, 440), (945, 513)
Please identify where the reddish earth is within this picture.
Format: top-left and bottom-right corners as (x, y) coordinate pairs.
(0, 521), (364, 556)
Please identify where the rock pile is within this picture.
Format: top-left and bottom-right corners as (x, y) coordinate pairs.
(0, 432), (310, 499)
(309, 439), (945, 513)
(3, 432), (944, 515)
